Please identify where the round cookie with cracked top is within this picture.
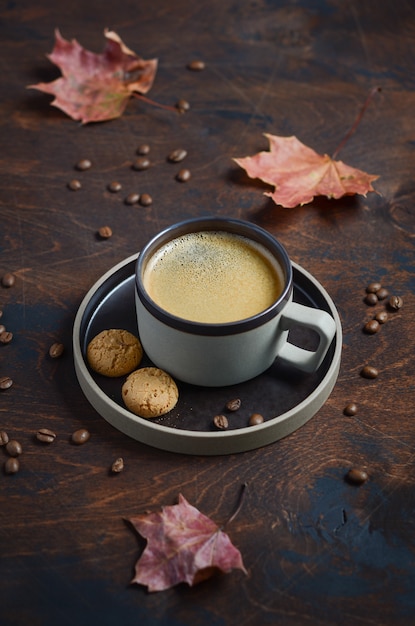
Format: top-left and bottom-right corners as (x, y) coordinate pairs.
(122, 367), (179, 418)
(87, 329), (143, 377)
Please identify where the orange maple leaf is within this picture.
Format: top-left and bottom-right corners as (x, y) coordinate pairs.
(234, 134), (379, 208)
(28, 29), (158, 124)
(129, 494), (247, 592)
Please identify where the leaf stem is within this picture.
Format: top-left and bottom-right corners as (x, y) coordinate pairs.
(223, 483), (248, 529)
(132, 93), (178, 113)
(332, 86), (381, 159)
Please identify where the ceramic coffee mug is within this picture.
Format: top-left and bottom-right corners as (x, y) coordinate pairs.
(135, 217), (336, 386)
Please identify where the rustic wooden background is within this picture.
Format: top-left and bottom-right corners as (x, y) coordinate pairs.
(1, 0), (414, 624)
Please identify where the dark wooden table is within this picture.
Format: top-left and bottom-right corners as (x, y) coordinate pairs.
(1, 1), (414, 624)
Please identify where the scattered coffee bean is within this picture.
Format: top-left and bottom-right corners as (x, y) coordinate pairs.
(363, 319), (380, 334)
(366, 282), (382, 294)
(49, 342), (64, 358)
(0, 309), (3, 318)
(248, 413), (264, 426)
(98, 226), (113, 239)
(125, 193), (140, 205)
(346, 467), (368, 485)
(6, 439), (22, 457)
(226, 398), (241, 412)
(4, 457), (19, 475)
(36, 428), (56, 444)
(0, 430), (9, 445)
(76, 158), (92, 171)
(0, 324), (5, 334)
(388, 295), (403, 311)
(376, 287), (389, 300)
(361, 365), (379, 379)
(71, 428), (90, 445)
(0, 376), (13, 390)
(176, 168), (191, 182)
(175, 99), (190, 113)
(213, 414), (229, 430)
(168, 148), (187, 163)
(139, 193), (153, 207)
(68, 179), (82, 191)
(0, 331), (13, 344)
(111, 457), (124, 473)
(344, 403), (358, 416)
(107, 181), (122, 193)
(2, 273), (15, 288)
(364, 293), (378, 306)
(187, 60), (205, 71)
(136, 144), (150, 155)
(132, 157), (150, 171)
(375, 310), (388, 324)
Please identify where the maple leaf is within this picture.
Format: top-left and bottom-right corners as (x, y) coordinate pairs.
(28, 29), (158, 123)
(128, 494), (247, 592)
(234, 134), (379, 208)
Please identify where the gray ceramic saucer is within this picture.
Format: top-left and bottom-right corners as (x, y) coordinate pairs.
(73, 254), (342, 455)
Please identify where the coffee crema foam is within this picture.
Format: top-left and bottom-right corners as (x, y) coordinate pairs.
(143, 231), (284, 323)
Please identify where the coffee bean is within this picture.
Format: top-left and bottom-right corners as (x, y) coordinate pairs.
(364, 293), (378, 306)
(4, 457), (19, 475)
(136, 144), (150, 155)
(346, 467), (368, 485)
(68, 179), (82, 191)
(0, 331), (13, 344)
(363, 319), (380, 334)
(248, 413), (264, 426)
(6, 439), (22, 457)
(71, 428), (90, 445)
(132, 157), (150, 171)
(98, 226), (113, 239)
(376, 287), (389, 300)
(36, 428), (56, 444)
(344, 403), (358, 416)
(0, 309), (3, 318)
(107, 181), (122, 193)
(375, 311), (388, 324)
(226, 398), (241, 412)
(76, 158), (92, 171)
(0, 376), (13, 390)
(111, 457), (124, 473)
(125, 193), (140, 205)
(176, 168), (191, 182)
(213, 414), (229, 430)
(139, 193), (153, 207)
(388, 295), (403, 311)
(49, 342), (64, 358)
(187, 60), (205, 71)
(0, 324), (5, 334)
(175, 99), (190, 113)
(366, 282), (382, 294)
(0, 430), (9, 445)
(168, 148), (187, 163)
(2, 273), (15, 288)
(361, 365), (379, 379)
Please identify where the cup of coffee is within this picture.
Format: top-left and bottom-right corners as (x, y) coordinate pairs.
(135, 217), (336, 386)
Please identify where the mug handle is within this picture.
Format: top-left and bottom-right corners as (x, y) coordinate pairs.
(278, 302), (336, 373)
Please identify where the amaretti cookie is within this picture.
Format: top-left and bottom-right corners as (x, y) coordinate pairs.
(87, 329), (143, 377)
(122, 367), (179, 418)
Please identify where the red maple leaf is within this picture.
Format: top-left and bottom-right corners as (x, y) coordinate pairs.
(128, 494), (247, 592)
(234, 134), (379, 208)
(28, 29), (158, 124)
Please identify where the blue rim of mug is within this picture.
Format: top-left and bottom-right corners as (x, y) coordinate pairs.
(135, 217), (293, 336)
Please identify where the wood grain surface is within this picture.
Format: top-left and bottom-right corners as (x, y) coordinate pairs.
(1, 1), (414, 624)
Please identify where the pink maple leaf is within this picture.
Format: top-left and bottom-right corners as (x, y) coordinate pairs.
(129, 494), (247, 592)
